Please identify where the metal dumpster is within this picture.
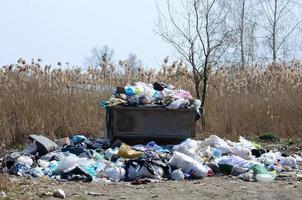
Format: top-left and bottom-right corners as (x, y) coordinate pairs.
(105, 106), (196, 145)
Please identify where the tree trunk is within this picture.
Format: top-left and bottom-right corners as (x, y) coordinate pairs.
(240, 0), (246, 69)
(272, 0), (278, 63)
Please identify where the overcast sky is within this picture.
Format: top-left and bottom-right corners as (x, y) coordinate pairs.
(0, 0), (173, 68)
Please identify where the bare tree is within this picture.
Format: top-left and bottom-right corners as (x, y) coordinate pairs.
(84, 45), (114, 69)
(257, 0), (302, 62)
(127, 53), (142, 75)
(156, 0), (232, 108)
(228, 0), (259, 67)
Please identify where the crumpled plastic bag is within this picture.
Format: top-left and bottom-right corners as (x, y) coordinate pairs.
(118, 143), (143, 159)
(108, 98), (127, 107)
(238, 136), (256, 150)
(103, 165), (125, 182)
(126, 161), (164, 180)
(170, 169), (185, 181)
(173, 139), (204, 164)
(16, 156), (33, 166)
(279, 156), (298, 168)
(56, 154), (79, 174)
(199, 135), (231, 155)
(30, 167), (45, 177)
(230, 146), (253, 160)
(169, 151), (208, 178)
(217, 155), (254, 168)
(166, 99), (188, 109)
(105, 147), (119, 160)
(145, 141), (170, 153)
(252, 164), (276, 182)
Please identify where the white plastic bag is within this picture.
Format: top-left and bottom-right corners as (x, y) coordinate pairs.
(16, 156), (33, 166)
(199, 135), (231, 154)
(217, 155), (254, 169)
(56, 154), (79, 173)
(230, 146), (253, 160)
(37, 159), (50, 168)
(239, 136), (255, 150)
(103, 165), (125, 182)
(169, 152), (208, 178)
(279, 156), (298, 168)
(105, 148), (119, 160)
(173, 139), (204, 164)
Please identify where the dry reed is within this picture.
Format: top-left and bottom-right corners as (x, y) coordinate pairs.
(1, 59), (302, 146)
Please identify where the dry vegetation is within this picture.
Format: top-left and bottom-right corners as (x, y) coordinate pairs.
(1, 58), (302, 147)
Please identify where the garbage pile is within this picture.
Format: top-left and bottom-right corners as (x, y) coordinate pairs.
(1, 134), (301, 183)
(101, 82), (201, 115)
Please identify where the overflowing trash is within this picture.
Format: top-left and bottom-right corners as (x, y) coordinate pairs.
(1, 134), (301, 184)
(101, 82), (202, 116)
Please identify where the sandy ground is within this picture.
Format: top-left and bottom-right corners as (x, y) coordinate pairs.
(1, 175), (301, 200)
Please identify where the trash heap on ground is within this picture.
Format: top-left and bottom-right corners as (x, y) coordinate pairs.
(1, 134), (301, 183)
(101, 82), (201, 116)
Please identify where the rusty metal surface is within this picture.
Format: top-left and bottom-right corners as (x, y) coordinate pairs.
(107, 106), (196, 145)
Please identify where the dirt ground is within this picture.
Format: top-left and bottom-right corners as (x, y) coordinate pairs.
(1, 175), (301, 200)
(1, 138), (302, 200)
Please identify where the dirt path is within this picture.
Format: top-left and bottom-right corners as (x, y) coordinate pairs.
(3, 176), (301, 200)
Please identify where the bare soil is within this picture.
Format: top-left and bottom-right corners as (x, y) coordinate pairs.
(1, 175), (301, 200)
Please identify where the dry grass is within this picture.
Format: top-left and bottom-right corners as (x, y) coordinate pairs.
(1, 59), (302, 146)
(0, 174), (14, 192)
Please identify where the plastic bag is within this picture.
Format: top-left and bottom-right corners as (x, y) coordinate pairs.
(230, 146), (253, 160)
(169, 152), (208, 178)
(238, 136), (255, 150)
(173, 139), (204, 164)
(279, 156), (298, 168)
(30, 167), (44, 177)
(70, 135), (87, 144)
(199, 135), (231, 155)
(118, 143), (143, 159)
(252, 164), (276, 182)
(37, 159), (50, 168)
(126, 162), (164, 180)
(22, 142), (38, 155)
(146, 141), (170, 153)
(124, 85), (136, 96)
(56, 154), (79, 174)
(166, 99), (187, 109)
(172, 90), (193, 99)
(103, 165), (125, 182)
(16, 156), (33, 166)
(217, 155), (254, 169)
(170, 169), (185, 181)
(105, 147), (119, 160)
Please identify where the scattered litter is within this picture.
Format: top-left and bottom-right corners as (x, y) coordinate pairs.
(170, 169), (185, 181)
(85, 191), (102, 196)
(29, 134), (59, 156)
(53, 189), (66, 199)
(0, 191), (6, 198)
(296, 174), (302, 181)
(0, 134), (300, 184)
(130, 178), (152, 185)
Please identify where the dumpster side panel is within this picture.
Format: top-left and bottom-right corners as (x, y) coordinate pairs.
(109, 106), (196, 144)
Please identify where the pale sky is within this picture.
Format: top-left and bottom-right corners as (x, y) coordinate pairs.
(0, 0), (173, 68)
